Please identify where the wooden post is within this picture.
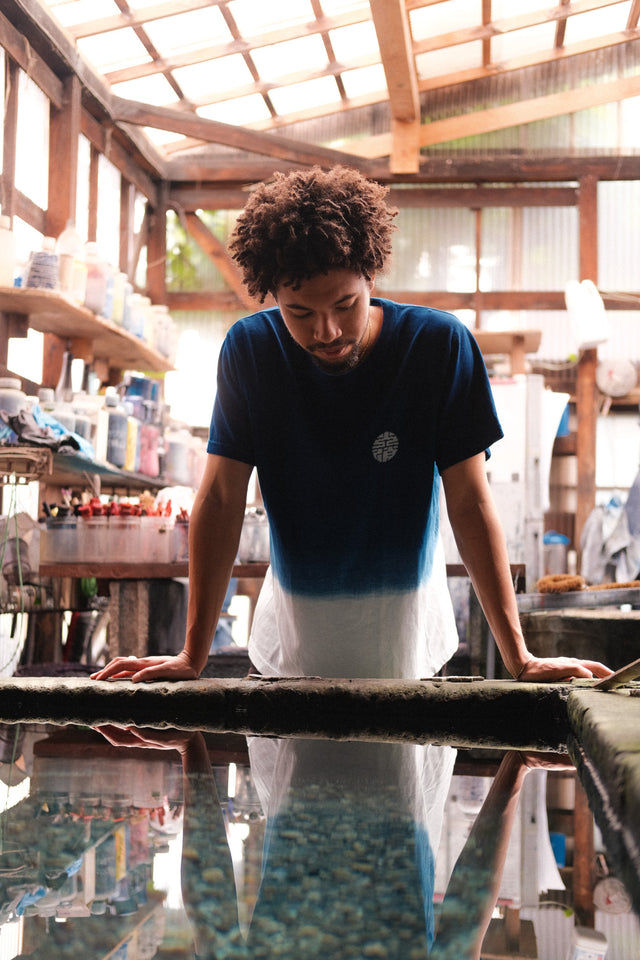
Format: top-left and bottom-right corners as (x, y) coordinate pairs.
(146, 180), (167, 305)
(575, 175), (599, 562)
(44, 73), (82, 388)
(573, 776), (596, 928)
(1, 58), (18, 218)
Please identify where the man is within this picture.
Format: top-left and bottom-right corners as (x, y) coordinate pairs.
(92, 166), (610, 685)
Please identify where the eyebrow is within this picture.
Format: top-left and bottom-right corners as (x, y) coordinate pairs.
(284, 292), (357, 310)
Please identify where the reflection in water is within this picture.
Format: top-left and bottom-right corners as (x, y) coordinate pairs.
(0, 724), (636, 958)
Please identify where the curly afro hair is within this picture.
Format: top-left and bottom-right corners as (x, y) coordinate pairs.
(228, 166), (397, 302)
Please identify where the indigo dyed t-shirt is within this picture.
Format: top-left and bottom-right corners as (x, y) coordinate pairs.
(208, 298), (503, 678)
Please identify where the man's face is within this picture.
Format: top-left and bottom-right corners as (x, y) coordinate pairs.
(275, 269), (374, 374)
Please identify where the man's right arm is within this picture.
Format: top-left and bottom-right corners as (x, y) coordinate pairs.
(184, 453), (253, 674)
(91, 454), (252, 682)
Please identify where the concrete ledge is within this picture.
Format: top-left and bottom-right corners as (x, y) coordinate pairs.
(567, 687), (640, 915)
(0, 676), (571, 751)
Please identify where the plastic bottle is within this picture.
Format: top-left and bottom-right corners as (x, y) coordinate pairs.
(0, 215), (16, 287)
(105, 388), (128, 468)
(24, 236), (59, 290)
(83, 242), (108, 315)
(56, 220), (87, 304)
(111, 272), (127, 325)
(0, 377), (27, 416)
(55, 346), (74, 403)
(124, 400), (140, 473)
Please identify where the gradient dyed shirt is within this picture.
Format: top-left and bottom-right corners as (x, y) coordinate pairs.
(207, 299), (503, 679)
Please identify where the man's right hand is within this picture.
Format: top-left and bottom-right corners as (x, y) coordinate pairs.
(90, 650), (201, 683)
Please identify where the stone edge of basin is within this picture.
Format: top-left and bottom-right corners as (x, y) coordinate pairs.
(0, 675), (576, 751)
(567, 687), (640, 916)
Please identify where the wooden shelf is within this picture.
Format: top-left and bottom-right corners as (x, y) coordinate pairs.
(0, 286), (173, 372)
(472, 329), (541, 375)
(39, 561), (269, 579)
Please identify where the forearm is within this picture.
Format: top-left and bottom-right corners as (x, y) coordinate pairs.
(434, 751), (528, 958)
(185, 484), (246, 674)
(452, 496), (529, 678)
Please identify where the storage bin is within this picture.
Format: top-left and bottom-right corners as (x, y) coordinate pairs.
(139, 516), (174, 563)
(108, 516), (140, 563)
(40, 518), (78, 563)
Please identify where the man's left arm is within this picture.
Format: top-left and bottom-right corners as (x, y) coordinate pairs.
(442, 453), (611, 682)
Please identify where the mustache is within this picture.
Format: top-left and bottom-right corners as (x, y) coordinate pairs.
(307, 338), (354, 353)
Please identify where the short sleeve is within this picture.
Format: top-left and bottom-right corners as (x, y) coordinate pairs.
(207, 327), (256, 465)
(434, 321), (503, 473)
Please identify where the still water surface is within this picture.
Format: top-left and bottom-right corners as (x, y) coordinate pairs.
(0, 724), (637, 959)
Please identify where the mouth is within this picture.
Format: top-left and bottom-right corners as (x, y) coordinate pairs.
(309, 340), (352, 361)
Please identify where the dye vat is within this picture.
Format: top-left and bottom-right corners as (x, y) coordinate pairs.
(0, 676), (638, 958)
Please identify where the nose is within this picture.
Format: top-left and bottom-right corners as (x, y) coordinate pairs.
(312, 312), (342, 343)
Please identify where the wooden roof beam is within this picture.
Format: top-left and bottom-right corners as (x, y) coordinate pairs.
(68, 0), (220, 39)
(182, 212), (259, 312)
(348, 72), (640, 157)
(412, 0), (629, 57)
(110, 95), (376, 172)
(555, 0), (572, 47)
(104, 8), (371, 85)
(628, 0), (640, 27)
(370, 0), (420, 173)
(169, 183), (578, 211)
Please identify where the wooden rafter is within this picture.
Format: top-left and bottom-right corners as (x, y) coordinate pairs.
(67, 0), (219, 39)
(182, 212), (258, 312)
(411, 0), (629, 57)
(347, 72), (640, 158)
(109, 95), (376, 171)
(370, 0), (420, 173)
(103, 8), (371, 85)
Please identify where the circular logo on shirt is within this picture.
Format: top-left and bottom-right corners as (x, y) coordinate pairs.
(372, 431), (399, 462)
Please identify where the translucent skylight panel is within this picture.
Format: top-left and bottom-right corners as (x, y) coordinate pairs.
(416, 42), (483, 82)
(143, 7), (233, 59)
(320, 0), (370, 14)
(251, 35), (328, 82)
(341, 63), (387, 100)
(44, 0), (120, 28)
(269, 75), (342, 116)
(491, 0), (549, 17)
(172, 55), (256, 100)
(227, 0), (315, 37)
(110, 74), (181, 106)
(329, 21), (380, 65)
(144, 127), (186, 147)
(77, 28), (151, 71)
(198, 95), (272, 126)
(564, 5), (627, 44)
(491, 23), (555, 63)
(409, 0), (477, 40)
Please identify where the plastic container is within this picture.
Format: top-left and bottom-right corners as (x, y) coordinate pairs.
(543, 530), (570, 575)
(56, 220), (86, 304)
(138, 423), (160, 477)
(0, 214), (16, 287)
(24, 237), (59, 290)
(108, 515), (140, 563)
(139, 515), (174, 563)
(82, 515), (108, 563)
(40, 517), (78, 563)
(173, 519), (189, 562)
(105, 389), (128, 468)
(83, 242), (108, 315)
(237, 508), (270, 563)
(0, 377), (27, 416)
(567, 926), (607, 960)
(165, 427), (192, 485)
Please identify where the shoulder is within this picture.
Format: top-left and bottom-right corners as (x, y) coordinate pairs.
(375, 298), (478, 351)
(226, 306), (282, 343)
